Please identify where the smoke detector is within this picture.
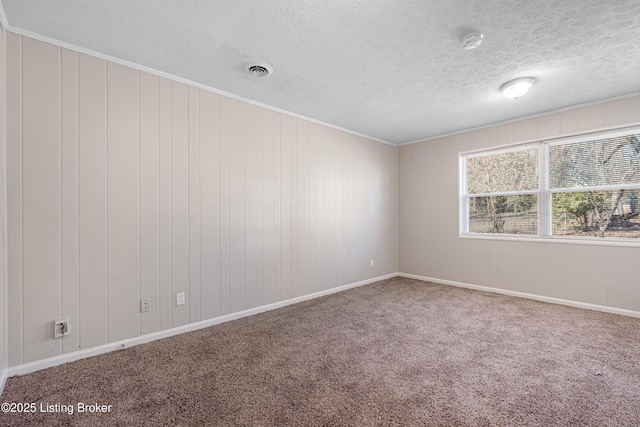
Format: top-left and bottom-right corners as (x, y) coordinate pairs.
(461, 32), (484, 50)
(244, 61), (273, 77)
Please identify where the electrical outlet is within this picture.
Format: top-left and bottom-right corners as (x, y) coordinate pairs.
(141, 298), (151, 313)
(370, 259), (375, 267)
(54, 318), (70, 338)
(176, 292), (186, 306)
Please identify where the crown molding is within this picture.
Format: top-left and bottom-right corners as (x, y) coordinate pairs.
(0, 4), (396, 147)
(397, 91), (640, 147)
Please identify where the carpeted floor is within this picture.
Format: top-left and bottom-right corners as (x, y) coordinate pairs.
(1, 277), (640, 426)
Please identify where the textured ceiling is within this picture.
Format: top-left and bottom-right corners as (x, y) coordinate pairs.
(2, 0), (640, 145)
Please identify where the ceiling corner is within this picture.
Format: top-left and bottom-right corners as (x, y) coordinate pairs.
(0, 1), (9, 30)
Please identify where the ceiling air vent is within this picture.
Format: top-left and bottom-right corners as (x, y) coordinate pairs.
(244, 61), (273, 77)
(461, 32), (483, 50)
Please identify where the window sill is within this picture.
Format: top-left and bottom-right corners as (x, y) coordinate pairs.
(459, 232), (640, 248)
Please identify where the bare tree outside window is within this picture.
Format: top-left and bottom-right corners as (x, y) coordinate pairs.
(467, 148), (538, 234)
(462, 127), (640, 240)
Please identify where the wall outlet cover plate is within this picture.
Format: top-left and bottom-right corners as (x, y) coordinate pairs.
(176, 292), (186, 306)
(54, 318), (70, 338)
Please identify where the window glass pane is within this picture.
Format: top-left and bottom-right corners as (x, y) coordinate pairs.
(552, 190), (640, 238)
(549, 133), (640, 189)
(467, 148), (539, 194)
(469, 195), (538, 234)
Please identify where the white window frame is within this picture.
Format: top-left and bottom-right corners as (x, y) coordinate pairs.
(460, 143), (541, 237)
(459, 125), (640, 247)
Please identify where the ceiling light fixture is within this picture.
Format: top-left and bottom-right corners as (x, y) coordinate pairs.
(244, 61), (273, 77)
(500, 77), (535, 99)
(461, 32), (483, 50)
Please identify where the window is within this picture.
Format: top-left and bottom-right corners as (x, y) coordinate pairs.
(460, 126), (640, 241)
(463, 146), (539, 235)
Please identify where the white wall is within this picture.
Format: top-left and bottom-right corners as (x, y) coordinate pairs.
(0, 26), (8, 377)
(4, 33), (398, 367)
(399, 95), (640, 312)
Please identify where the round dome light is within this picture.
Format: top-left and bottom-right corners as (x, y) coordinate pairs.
(500, 77), (535, 99)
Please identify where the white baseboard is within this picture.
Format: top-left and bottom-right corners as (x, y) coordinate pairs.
(9, 270), (633, 396)
(398, 273), (640, 319)
(4, 273), (398, 383)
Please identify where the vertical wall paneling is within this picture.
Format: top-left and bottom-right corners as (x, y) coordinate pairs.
(336, 131), (346, 286)
(335, 129), (345, 287)
(607, 97), (640, 127)
(3, 33), (400, 366)
(340, 132), (350, 284)
(538, 114), (561, 140)
(6, 32), (23, 366)
(171, 82), (189, 327)
(520, 117), (539, 142)
(290, 119), (299, 297)
(508, 122), (523, 145)
(494, 123), (511, 146)
(345, 135), (356, 284)
(391, 142), (400, 273)
(158, 77), (172, 331)
(78, 53), (108, 350)
(297, 119), (310, 297)
(273, 113), (282, 302)
(218, 96), (231, 316)
(314, 125), (326, 292)
(0, 27), (7, 371)
(262, 110), (275, 304)
(199, 91), (221, 319)
(280, 114), (292, 300)
(188, 87), (200, 322)
(560, 109), (578, 135)
(60, 48), (79, 353)
(364, 138), (374, 279)
(309, 124), (317, 293)
(337, 129), (347, 286)
(324, 128), (337, 289)
(106, 62), (140, 343)
(584, 104), (609, 131)
(139, 72), (160, 335)
(22, 38), (61, 362)
(244, 104), (263, 309)
(327, 127), (337, 290)
(228, 98), (245, 313)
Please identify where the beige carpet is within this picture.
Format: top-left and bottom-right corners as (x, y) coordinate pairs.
(1, 277), (640, 426)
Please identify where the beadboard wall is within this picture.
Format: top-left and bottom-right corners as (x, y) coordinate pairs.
(4, 32), (399, 367)
(0, 25), (8, 376)
(399, 95), (640, 312)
